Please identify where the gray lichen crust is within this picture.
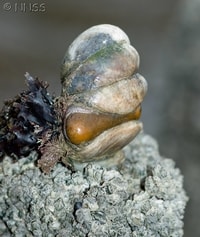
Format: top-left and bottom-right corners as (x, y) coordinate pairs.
(0, 133), (188, 237)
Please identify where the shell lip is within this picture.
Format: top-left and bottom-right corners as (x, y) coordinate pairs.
(73, 120), (143, 161)
(64, 104), (142, 122)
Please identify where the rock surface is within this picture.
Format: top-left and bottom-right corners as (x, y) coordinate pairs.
(0, 133), (188, 237)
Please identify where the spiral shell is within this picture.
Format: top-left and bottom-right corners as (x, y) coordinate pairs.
(60, 24), (147, 166)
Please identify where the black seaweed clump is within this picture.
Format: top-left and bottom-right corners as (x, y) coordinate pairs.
(0, 73), (57, 160)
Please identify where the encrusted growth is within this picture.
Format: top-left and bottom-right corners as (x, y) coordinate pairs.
(0, 133), (188, 237)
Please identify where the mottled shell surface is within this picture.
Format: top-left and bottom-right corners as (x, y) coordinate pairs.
(61, 24), (140, 95)
(60, 24), (147, 165)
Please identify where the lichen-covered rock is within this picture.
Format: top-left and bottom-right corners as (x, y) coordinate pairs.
(0, 133), (188, 237)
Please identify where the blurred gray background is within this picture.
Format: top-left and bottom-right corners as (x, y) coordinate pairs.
(0, 0), (199, 236)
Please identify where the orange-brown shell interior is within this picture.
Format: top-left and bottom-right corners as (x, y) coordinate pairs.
(65, 105), (141, 145)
